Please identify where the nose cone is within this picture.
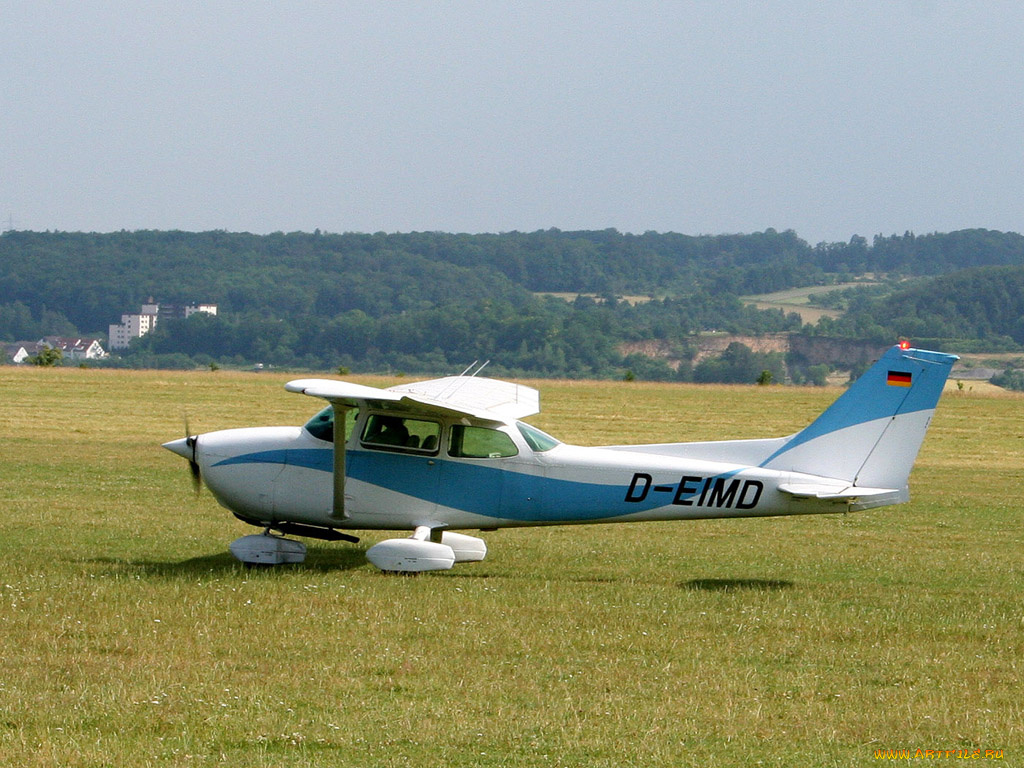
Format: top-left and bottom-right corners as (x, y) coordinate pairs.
(164, 426), (307, 521)
(163, 437), (193, 460)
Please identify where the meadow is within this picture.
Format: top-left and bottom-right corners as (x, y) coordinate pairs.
(1, 366), (1021, 767)
(739, 284), (870, 324)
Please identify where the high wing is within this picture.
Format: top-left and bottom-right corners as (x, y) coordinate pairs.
(284, 376), (540, 422)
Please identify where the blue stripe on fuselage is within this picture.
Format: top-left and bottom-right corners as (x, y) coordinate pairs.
(212, 448), (741, 522)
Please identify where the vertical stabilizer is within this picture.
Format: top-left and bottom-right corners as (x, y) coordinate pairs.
(761, 346), (957, 488)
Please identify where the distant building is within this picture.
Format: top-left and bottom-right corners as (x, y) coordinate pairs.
(159, 302), (219, 320)
(41, 337), (108, 360)
(6, 338), (108, 363)
(108, 299), (217, 350)
(108, 310), (158, 350)
(5, 343), (30, 364)
(187, 303), (218, 318)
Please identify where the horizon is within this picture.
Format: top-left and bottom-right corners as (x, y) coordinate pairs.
(3, 224), (1022, 245)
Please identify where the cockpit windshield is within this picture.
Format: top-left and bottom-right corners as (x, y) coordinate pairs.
(516, 422), (561, 452)
(304, 406), (334, 441)
(303, 405), (358, 443)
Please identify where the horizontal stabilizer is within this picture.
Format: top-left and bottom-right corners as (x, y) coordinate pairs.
(778, 482), (906, 510)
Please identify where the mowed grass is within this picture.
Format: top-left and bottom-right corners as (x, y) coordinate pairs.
(1, 367), (1022, 767)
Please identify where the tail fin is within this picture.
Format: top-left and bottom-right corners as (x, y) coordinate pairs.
(761, 346), (957, 488)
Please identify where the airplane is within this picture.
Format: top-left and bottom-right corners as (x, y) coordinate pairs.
(163, 343), (957, 573)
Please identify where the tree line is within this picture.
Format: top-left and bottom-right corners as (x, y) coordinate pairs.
(2, 228), (1023, 380)
(809, 265), (1024, 350)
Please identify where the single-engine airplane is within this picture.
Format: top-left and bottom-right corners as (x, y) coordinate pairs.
(164, 344), (957, 572)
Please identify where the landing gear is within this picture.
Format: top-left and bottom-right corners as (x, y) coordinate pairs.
(226, 525), (488, 573)
(365, 527), (487, 573)
(229, 530), (307, 565)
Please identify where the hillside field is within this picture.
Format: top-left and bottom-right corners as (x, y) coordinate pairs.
(739, 283), (875, 324)
(1, 367), (1022, 767)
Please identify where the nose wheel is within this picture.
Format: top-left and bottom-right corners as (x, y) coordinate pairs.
(229, 530), (307, 565)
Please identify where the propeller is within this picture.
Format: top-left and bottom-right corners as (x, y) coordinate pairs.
(183, 416), (202, 495)
(162, 419), (203, 497)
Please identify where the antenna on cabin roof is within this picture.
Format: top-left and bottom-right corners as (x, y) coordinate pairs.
(456, 360), (491, 377)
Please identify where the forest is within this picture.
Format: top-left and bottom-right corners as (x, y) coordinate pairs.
(2, 228), (1023, 380)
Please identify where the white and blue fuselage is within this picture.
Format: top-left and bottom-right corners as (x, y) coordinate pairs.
(184, 421), (831, 529)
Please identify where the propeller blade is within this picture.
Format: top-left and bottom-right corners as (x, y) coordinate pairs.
(186, 435), (201, 495)
(183, 416), (202, 496)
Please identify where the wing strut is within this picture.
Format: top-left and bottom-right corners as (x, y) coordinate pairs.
(332, 404), (351, 520)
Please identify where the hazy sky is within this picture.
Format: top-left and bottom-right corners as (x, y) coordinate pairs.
(3, 1), (1023, 243)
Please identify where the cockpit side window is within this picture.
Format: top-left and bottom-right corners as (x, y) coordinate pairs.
(303, 405), (358, 444)
(517, 421), (561, 452)
(361, 414), (440, 455)
(449, 425), (518, 458)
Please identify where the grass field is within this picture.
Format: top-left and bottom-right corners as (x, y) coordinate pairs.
(1, 367), (1022, 766)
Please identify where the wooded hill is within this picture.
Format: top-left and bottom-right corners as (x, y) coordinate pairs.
(2, 228), (1023, 379)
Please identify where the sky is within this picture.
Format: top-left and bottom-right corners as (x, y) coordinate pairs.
(2, 1), (1023, 244)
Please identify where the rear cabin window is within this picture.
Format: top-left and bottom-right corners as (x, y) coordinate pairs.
(304, 405), (358, 443)
(361, 414), (440, 454)
(448, 425), (518, 459)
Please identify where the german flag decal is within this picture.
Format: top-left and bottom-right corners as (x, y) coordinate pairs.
(887, 370), (913, 387)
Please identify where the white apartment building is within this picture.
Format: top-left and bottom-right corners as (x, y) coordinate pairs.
(108, 301), (217, 350)
(184, 303), (218, 318)
(108, 310), (158, 349)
